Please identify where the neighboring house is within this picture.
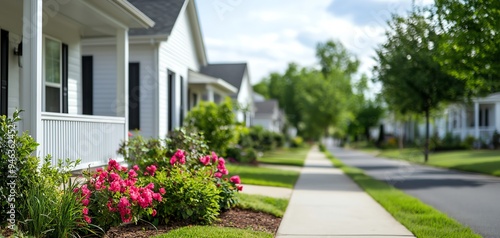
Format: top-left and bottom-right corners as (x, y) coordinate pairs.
(0, 0), (154, 169)
(199, 63), (255, 126)
(83, 0), (196, 138)
(446, 92), (500, 143)
(254, 100), (282, 133)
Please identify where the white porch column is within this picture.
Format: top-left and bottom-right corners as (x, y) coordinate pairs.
(207, 86), (215, 102)
(474, 102), (480, 139)
(116, 28), (129, 138)
(21, 0), (43, 155)
(461, 105), (467, 140)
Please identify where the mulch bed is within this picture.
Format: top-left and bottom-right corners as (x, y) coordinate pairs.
(104, 208), (281, 237)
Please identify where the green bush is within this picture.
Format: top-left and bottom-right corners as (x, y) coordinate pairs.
(462, 136), (476, 150)
(273, 132), (285, 148)
(434, 132), (466, 151)
(184, 98), (236, 154)
(319, 143), (326, 152)
(119, 127), (209, 170)
(492, 130), (500, 149)
(290, 136), (304, 148)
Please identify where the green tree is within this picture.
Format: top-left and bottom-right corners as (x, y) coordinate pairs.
(373, 9), (467, 162)
(316, 40), (360, 77)
(434, 0), (500, 95)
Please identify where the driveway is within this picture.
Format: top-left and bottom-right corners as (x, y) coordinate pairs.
(328, 146), (500, 238)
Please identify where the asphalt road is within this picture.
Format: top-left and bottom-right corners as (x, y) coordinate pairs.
(328, 146), (500, 238)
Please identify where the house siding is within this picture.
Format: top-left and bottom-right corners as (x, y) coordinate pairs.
(130, 44), (157, 138)
(236, 70), (254, 126)
(158, 7), (202, 136)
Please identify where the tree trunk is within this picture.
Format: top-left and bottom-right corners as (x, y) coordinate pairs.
(424, 108), (430, 163)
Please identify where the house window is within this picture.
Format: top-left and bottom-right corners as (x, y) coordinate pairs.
(44, 37), (62, 113)
(180, 76), (184, 126)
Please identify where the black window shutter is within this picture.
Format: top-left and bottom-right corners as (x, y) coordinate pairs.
(168, 70), (175, 132)
(0, 29), (9, 116)
(128, 63), (140, 130)
(82, 56), (93, 115)
(62, 43), (68, 113)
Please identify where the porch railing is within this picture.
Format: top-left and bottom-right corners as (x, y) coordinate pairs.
(41, 112), (126, 170)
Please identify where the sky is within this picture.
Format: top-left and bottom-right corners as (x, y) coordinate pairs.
(195, 0), (432, 85)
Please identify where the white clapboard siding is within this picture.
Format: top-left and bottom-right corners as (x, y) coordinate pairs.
(158, 8), (201, 136)
(81, 45), (118, 117)
(41, 112), (125, 169)
(130, 44), (156, 138)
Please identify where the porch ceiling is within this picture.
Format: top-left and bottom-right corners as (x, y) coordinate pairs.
(1, 0), (154, 38)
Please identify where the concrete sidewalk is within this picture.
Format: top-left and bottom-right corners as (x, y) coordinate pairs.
(276, 147), (415, 238)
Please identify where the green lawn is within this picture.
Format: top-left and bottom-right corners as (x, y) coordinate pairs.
(372, 148), (500, 176)
(325, 152), (481, 238)
(235, 193), (289, 217)
(257, 147), (310, 167)
(226, 164), (299, 188)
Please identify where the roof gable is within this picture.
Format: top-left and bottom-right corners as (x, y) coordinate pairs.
(128, 0), (186, 36)
(200, 63), (248, 91)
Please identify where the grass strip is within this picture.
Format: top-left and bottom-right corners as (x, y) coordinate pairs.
(153, 226), (272, 238)
(235, 193), (289, 218)
(226, 165), (299, 188)
(257, 147), (309, 167)
(323, 151), (481, 238)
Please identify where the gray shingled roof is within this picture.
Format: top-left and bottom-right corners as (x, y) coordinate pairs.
(255, 100), (278, 114)
(200, 63), (247, 92)
(128, 0), (186, 36)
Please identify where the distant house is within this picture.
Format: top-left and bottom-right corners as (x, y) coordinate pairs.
(254, 100), (283, 133)
(446, 93), (500, 143)
(0, 0), (154, 169)
(199, 63), (255, 126)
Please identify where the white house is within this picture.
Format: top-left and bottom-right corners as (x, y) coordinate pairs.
(0, 0), (154, 169)
(199, 63), (255, 126)
(82, 0), (239, 138)
(253, 100), (283, 133)
(446, 93), (500, 143)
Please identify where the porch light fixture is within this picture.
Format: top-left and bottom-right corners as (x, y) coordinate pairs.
(14, 41), (22, 68)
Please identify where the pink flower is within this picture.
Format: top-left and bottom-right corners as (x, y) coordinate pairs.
(211, 151), (218, 162)
(199, 155), (210, 166)
(152, 193), (162, 201)
(108, 159), (118, 169)
(230, 175), (241, 184)
(118, 197), (130, 208)
(84, 215), (91, 224)
(152, 209), (157, 217)
(82, 198), (89, 206)
(128, 131), (133, 137)
(132, 165), (140, 171)
(73, 187), (79, 193)
(146, 165), (157, 176)
(109, 172), (120, 182)
(146, 183), (155, 190)
(219, 168), (229, 175)
(237, 185), (243, 191)
(109, 181), (121, 192)
(159, 188), (166, 195)
(128, 169), (138, 179)
(170, 157), (177, 165)
(214, 172), (222, 178)
(82, 207), (89, 215)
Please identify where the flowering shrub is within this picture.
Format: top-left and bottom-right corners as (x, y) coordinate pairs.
(78, 149), (242, 231)
(79, 159), (165, 231)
